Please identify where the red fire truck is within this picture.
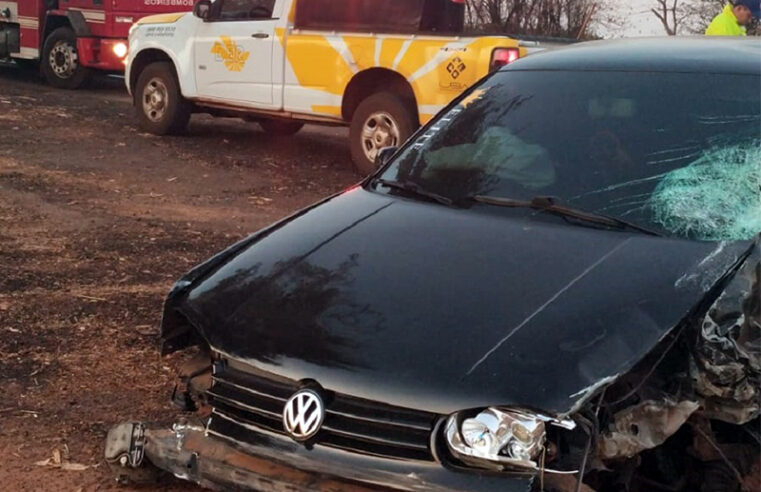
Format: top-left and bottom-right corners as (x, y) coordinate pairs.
(0, 0), (193, 89)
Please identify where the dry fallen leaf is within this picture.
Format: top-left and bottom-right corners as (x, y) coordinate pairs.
(34, 447), (90, 471)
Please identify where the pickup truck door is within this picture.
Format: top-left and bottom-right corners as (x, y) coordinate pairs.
(193, 0), (280, 107)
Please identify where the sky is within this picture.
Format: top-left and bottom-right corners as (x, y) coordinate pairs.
(598, 0), (708, 37)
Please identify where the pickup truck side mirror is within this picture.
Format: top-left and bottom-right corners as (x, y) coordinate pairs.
(193, 0), (212, 20)
(375, 146), (398, 169)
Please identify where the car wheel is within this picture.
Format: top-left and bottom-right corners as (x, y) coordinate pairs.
(134, 62), (191, 135)
(40, 27), (91, 89)
(350, 92), (417, 175)
(259, 119), (304, 136)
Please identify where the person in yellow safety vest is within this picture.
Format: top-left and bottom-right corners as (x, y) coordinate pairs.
(705, 0), (760, 35)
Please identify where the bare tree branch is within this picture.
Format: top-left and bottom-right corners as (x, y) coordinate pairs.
(651, 0), (679, 35)
(465, 0), (610, 39)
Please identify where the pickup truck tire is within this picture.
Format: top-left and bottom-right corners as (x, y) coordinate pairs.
(259, 119), (304, 136)
(350, 92), (416, 175)
(135, 62), (191, 135)
(41, 27), (91, 89)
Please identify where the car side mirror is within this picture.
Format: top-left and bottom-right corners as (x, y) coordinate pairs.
(375, 146), (398, 168)
(193, 0), (212, 20)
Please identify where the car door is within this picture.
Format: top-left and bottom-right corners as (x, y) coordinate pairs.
(193, 0), (279, 107)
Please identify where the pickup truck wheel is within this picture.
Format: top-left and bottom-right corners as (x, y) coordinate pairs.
(135, 62), (190, 135)
(259, 119), (304, 136)
(41, 27), (91, 89)
(350, 92), (416, 175)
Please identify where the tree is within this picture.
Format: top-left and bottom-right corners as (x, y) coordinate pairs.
(464, 0), (609, 39)
(666, 0), (760, 35)
(651, 0), (690, 35)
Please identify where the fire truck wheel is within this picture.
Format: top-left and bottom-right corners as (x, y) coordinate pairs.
(259, 119), (304, 136)
(41, 27), (91, 89)
(349, 92), (417, 175)
(135, 62), (191, 135)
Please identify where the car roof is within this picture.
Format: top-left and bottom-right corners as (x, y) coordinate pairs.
(506, 37), (761, 75)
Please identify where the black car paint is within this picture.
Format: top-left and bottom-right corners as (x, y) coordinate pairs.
(506, 37), (761, 75)
(147, 38), (761, 490)
(163, 188), (752, 417)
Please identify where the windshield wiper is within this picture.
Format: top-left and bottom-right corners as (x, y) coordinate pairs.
(374, 178), (454, 207)
(472, 195), (662, 236)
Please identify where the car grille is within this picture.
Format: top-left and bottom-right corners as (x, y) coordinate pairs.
(206, 358), (438, 462)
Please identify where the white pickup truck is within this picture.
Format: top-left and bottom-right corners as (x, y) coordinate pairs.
(126, 0), (528, 172)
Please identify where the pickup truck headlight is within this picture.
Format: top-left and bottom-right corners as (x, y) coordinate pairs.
(445, 407), (575, 470)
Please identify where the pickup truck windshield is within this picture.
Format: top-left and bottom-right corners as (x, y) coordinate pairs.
(381, 70), (761, 241)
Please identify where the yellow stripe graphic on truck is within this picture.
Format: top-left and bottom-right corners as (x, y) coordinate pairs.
(311, 105), (343, 116)
(137, 12), (186, 25)
(345, 38), (377, 72)
(379, 38), (409, 67)
(279, 31), (519, 124)
(283, 33), (355, 96)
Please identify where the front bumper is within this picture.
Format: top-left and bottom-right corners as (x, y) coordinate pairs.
(76, 37), (128, 72)
(105, 422), (535, 491)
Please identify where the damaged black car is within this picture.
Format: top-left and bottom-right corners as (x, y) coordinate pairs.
(106, 38), (761, 492)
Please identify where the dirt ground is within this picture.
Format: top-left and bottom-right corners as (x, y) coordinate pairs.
(0, 65), (358, 490)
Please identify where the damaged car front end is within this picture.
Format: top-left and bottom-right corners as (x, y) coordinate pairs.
(105, 233), (760, 492)
(580, 243), (760, 491)
(106, 38), (761, 491)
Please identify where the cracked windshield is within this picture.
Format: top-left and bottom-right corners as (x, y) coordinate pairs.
(382, 70), (761, 241)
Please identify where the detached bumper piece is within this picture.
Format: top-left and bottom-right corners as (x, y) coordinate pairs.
(105, 423), (383, 491)
(104, 421), (537, 491)
(104, 422), (164, 485)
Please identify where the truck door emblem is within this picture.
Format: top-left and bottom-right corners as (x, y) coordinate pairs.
(211, 36), (250, 72)
(446, 57), (466, 79)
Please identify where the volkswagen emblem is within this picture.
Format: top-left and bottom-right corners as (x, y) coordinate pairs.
(282, 389), (325, 441)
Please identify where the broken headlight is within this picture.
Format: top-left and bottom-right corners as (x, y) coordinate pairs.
(444, 408), (574, 471)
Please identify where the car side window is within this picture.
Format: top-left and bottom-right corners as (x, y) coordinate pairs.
(217, 0), (275, 21)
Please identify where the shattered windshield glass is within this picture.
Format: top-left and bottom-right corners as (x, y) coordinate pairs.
(381, 71), (761, 241)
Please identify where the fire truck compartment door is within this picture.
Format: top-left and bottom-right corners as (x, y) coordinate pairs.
(0, 23), (20, 58)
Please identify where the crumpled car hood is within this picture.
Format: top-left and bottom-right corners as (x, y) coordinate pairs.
(164, 189), (754, 416)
